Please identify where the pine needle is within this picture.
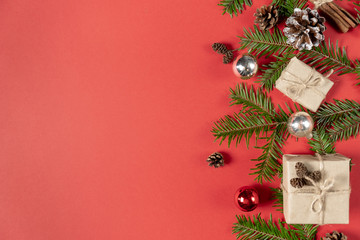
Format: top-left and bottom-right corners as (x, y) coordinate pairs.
(218, 0), (253, 17)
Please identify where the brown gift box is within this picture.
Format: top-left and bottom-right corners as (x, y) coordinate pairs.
(275, 57), (334, 112)
(282, 153), (350, 225)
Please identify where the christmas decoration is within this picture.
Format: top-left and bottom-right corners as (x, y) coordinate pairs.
(315, 1), (357, 33)
(234, 186), (259, 212)
(254, 5), (279, 31)
(275, 57), (334, 112)
(232, 214), (318, 240)
(324, 231), (348, 240)
(206, 152), (224, 168)
(287, 111), (314, 139)
(283, 153), (350, 224)
(218, 0), (253, 17)
(232, 54), (258, 79)
(209, 0), (360, 237)
(283, 8), (326, 50)
(212, 83), (360, 183)
(212, 42), (228, 54)
(223, 50), (234, 64)
(211, 43), (234, 64)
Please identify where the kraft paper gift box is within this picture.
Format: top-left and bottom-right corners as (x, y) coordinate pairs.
(282, 153), (350, 225)
(275, 57), (334, 112)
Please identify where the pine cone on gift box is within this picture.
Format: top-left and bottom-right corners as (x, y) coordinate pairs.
(254, 5), (279, 31)
(324, 231), (347, 240)
(290, 177), (308, 188)
(295, 162), (309, 178)
(308, 170), (321, 182)
(206, 152), (224, 168)
(284, 8), (326, 51)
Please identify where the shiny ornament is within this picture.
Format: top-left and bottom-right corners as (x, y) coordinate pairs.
(287, 111), (314, 138)
(232, 54), (258, 79)
(234, 186), (259, 212)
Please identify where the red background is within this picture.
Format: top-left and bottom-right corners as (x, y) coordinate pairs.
(0, 0), (360, 239)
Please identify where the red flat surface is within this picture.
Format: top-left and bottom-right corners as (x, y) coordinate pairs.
(0, 0), (360, 239)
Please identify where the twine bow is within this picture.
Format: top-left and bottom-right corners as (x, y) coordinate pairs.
(281, 68), (332, 101)
(311, 0), (333, 9)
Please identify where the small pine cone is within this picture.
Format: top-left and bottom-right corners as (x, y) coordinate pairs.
(283, 8), (326, 51)
(324, 231), (347, 240)
(212, 43), (228, 54)
(290, 178), (307, 188)
(309, 171), (321, 182)
(222, 51), (234, 64)
(254, 5), (279, 31)
(206, 152), (224, 168)
(295, 162), (309, 178)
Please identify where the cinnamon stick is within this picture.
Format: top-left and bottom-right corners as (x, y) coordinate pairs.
(319, 3), (350, 33)
(330, 2), (358, 27)
(328, 2), (357, 28)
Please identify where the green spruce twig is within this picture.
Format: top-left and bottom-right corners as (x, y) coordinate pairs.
(233, 214), (312, 240)
(308, 127), (336, 155)
(238, 26), (291, 57)
(257, 53), (297, 91)
(218, 0), (252, 17)
(272, 0), (308, 17)
(270, 187), (283, 213)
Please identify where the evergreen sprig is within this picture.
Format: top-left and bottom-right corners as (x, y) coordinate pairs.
(354, 2), (360, 24)
(270, 187), (283, 213)
(272, 0), (308, 17)
(239, 25), (360, 88)
(218, 0), (252, 17)
(329, 115), (360, 141)
(252, 123), (288, 183)
(212, 113), (275, 148)
(230, 83), (275, 115)
(257, 53), (296, 91)
(315, 99), (360, 128)
(308, 127), (336, 155)
(238, 26), (291, 57)
(233, 214), (313, 240)
(300, 40), (355, 75)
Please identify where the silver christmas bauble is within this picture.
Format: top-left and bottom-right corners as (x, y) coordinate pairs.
(232, 54), (258, 79)
(287, 112), (314, 139)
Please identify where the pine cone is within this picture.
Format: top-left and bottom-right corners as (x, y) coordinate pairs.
(212, 43), (228, 54)
(290, 178), (308, 188)
(223, 51), (234, 64)
(309, 171), (321, 182)
(254, 5), (279, 30)
(324, 231), (347, 240)
(206, 152), (224, 168)
(295, 162), (309, 178)
(284, 8), (326, 51)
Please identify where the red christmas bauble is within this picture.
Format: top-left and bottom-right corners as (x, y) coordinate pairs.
(234, 186), (259, 212)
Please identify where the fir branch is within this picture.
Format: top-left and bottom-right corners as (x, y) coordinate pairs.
(251, 123), (288, 183)
(238, 26), (292, 57)
(257, 53), (296, 91)
(315, 99), (360, 128)
(230, 83), (275, 115)
(218, 0), (252, 17)
(329, 115), (360, 141)
(233, 214), (302, 240)
(270, 187), (283, 213)
(308, 127), (336, 155)
(293, 224), (318, 240)
(272, 0), (308, 17)
(354, 2), (360, 24)
(300, 40), (355, 75)
(212, 113), (275, 148)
